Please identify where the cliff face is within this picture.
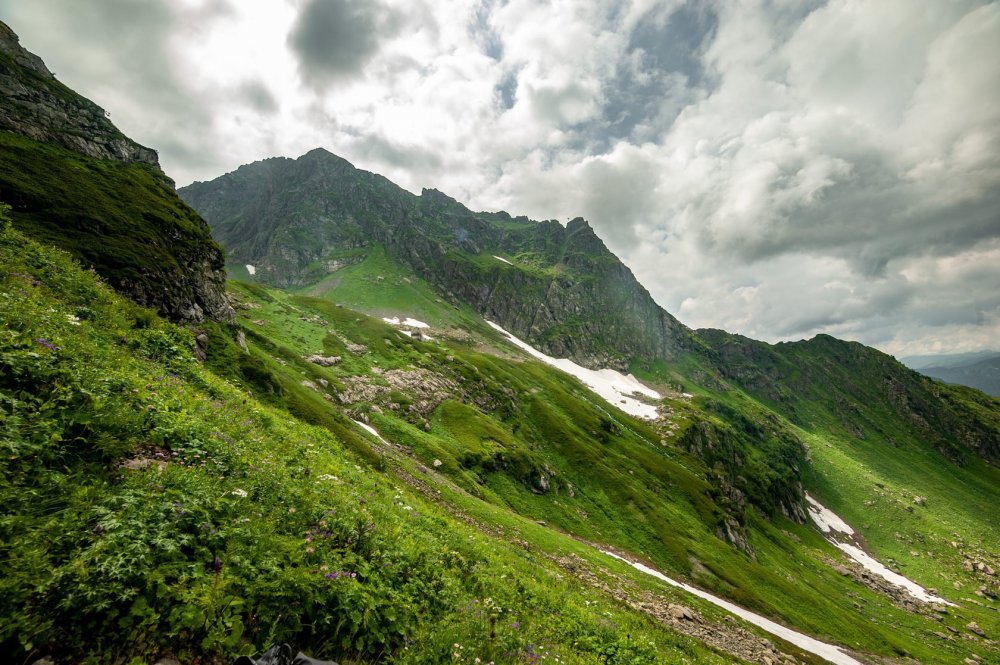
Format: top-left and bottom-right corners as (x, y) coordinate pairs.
(0, 22), (161, 171)
(0, 21), (232, 322)
(181, 149), (688, 369)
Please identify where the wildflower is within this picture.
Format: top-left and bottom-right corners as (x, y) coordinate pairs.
(288, 507), (296, 513)
(231, 488), (248, 498)
(66, 314), (81, 325)
(34, 337), (57, 351)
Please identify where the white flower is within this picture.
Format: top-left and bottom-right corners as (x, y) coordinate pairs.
(231, 488), (248, 497)
(66, 314), (81, 325)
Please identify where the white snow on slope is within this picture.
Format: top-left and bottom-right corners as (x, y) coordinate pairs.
(493, 255), (513, 265)
(603, 551), (862, 665)
(806, 495), (953, 605)
(806, 495), (855, 535)
(353, 420), (386, 443)
(382, 316), (430, 329)
(246, 264), (256, 276)
(486, 320), (660, 420)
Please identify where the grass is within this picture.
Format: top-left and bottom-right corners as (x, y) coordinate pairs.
(0, 215), (749, 664)
(2, 203), (998, 664)
(230, 272), (1000, 664)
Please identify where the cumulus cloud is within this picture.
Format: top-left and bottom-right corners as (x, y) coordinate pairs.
(287, 0), (398, 87)
(4, 0), (999, 356)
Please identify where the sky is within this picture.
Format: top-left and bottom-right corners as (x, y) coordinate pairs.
(5, 0), (999, 357)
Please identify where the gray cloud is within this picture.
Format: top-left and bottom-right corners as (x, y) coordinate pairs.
(239, 80), (279, 114)
(288, 0), (395, 87)
(4, 0), (998, 357)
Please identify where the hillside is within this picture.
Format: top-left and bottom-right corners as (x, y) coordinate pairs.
(4, 213), (1000, 664)
(2, 17), (999, 665)
(0, 21), (231, 322)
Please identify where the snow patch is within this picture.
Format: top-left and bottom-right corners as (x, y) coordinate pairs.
(806, 495), (855, 535)
(352, 420), (386, 443)
(383, 316), (430, 329)
(486, 320), (660, 420)
(603, 551), (862, 665)
(806, 494), (953, 605)
(493, 255), (514, 266)
(245, 264), (256, 276)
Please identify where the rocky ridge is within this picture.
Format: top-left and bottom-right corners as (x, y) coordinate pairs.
(0, 22), (161, 173)
(0, 21), (233, 323)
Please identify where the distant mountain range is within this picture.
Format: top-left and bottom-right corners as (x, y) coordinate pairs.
(901, 351), (1000, 396)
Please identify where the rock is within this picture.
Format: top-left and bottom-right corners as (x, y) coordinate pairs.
(913, 496), (925, 506)
(236, 330), (249, 353)
(964, 658), (979, 665)
(967, 621), (986, 637)
(964, 560), (975, 572)
(432, 459), (442, 467)
(305, 355), (341, 367)
(667, 604), (695, 621)
(29, 658), (55, 665)
(301, 380), (319, 391)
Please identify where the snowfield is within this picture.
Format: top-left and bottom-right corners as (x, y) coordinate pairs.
(486, 321), (660, 420)
(806, 494), (953, 605)
(493, 255), (514, 265)
(603, 551), (862, 665)
(382, 316), (430, 329)
(245, 264), (256, 276)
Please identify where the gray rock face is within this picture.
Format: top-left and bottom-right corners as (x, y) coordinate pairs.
(0, 22), (162, 173)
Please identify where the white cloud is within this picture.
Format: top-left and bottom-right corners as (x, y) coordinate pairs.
(4, 0), (999, 356)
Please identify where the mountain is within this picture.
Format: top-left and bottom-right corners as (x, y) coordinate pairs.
(899, 351), (1000, 397)
(180, 149), (688, 370)
(919, 356), (1000, 397)
(900, 350), (1000, 371)
(180, 148), (999, 467)
(3, 21), (1000, 665)
(0, 21), (231, 322)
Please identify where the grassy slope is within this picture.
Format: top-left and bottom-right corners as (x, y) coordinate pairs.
(293, 244), (486, 331)
(0, 219), (758, 664)
(2, 212), (997, 662)
(227, 277), (999, 664)
(0, 131), (221, 287)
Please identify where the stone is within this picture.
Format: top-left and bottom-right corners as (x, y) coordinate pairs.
(305, 355), (341, 367)
(967, 621), (986, 637)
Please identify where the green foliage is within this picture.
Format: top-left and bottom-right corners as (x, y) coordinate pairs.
(0, 220), (740, 664)
(0, 130), (224, 304)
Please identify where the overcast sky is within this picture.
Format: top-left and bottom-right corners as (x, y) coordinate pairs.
(5, 0), (999, 357)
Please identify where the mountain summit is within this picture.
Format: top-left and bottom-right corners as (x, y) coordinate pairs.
(180, 148), (688, 370)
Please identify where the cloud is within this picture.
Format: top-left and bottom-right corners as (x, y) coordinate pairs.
(4, 0), (998, 356)
(288, 0), (398, 88)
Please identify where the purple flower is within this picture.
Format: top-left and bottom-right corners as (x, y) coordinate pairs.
(34, 338), (57, 351)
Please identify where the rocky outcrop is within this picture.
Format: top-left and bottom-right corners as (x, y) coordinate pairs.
(0, 22), (161, 172)
(0, 20), (232, 323)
